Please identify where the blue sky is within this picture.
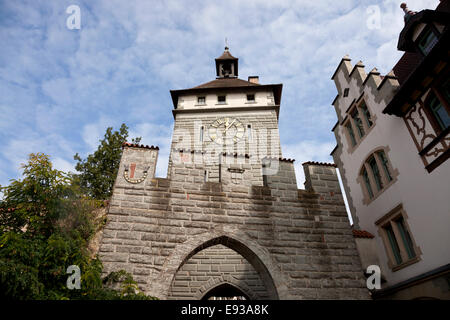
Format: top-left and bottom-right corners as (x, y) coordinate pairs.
(0, 0), (439, 191)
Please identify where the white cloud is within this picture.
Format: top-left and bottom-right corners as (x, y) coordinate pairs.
(53, 156), (76, 173)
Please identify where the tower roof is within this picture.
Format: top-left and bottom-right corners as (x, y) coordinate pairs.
(192, 77), (260, 89)
(215, 47), (238, 61)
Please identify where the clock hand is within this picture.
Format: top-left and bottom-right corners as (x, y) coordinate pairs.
(224, 119), (236, 133)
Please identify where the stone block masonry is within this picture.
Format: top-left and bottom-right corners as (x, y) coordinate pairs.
(98, 144), (371, 300)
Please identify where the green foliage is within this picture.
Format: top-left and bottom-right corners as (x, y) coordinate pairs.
(73, 123), (141, 200)
(0, 153), (155, 300)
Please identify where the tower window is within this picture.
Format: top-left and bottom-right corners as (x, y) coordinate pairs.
(218, 95), (226, 104)
(247, 124), (252, 142)
(197, 96), (206, 105)
(200, 126), (204, 142)
(247, 94), (255, 102)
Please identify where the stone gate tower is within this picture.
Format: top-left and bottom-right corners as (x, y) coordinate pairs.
(98, 47), (370, 300)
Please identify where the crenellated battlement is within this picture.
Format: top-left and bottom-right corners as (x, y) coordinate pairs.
(331, 55), (401, 125)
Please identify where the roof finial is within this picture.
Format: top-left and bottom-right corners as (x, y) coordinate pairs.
(225, 37), (229, 51)
(400, 3), (416, 24)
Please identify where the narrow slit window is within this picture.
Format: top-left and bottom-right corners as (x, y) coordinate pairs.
(247, 124), (252, 142)
(204, 170), (208, 182)
(200, 126), (204, 142)
(343, 88), (349, 97)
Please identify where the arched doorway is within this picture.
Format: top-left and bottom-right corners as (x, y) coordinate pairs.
(166, 236), (279, 300)
(202, 283), (249, 300)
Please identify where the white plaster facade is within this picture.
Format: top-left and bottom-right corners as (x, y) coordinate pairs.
(331, 53), (450, 297)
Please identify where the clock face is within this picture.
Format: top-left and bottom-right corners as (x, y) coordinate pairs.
(208, 117), (245, 145)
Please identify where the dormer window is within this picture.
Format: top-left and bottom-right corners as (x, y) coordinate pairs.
(417, 27), (438, 56)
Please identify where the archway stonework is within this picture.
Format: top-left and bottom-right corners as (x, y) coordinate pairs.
(195, 275), (259, 300)
(98, 145), (371, 300)
(160, 232), (286, 300)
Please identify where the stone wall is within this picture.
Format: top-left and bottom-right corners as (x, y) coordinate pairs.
(98, 145), (371, 300)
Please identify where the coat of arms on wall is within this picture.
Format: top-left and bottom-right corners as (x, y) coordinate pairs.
(228, 167), (245, 184)
(124, 163), (150, 184)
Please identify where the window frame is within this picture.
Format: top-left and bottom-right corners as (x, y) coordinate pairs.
(423, 80), (450, 134)
(375, 204), (421, 271)
(217, 95), (227, 104)
(197, 96), (206, 105)
(342, 98), (375, 152)
(416, 25), (439, 56)
(246, 94), (256, 103)
(358, 147), (398, 205)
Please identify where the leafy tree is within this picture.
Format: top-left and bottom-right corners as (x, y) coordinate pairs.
(73, 123), (141, 200)
(0, 153), (154, 300)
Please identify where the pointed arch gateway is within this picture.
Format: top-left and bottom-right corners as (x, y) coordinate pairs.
(159, 233), (287, 300)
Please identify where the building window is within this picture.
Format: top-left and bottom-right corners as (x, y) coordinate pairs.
(384, 224), (403, 265)
(247, 124), (252, 142)
(218, 95), (226, 104)
(343, 88), (349, 97)
(427, 88), (450, 131)
(377, 150), (392, 182)
(343, 99), (374, 151)
(396, 217), (416, 260)
(360, 102), (373, 128)
(376, 204), (421, 271)
(417, 27), (438, 56)
(346, 123), (357, 147)
(362, 167), (374, 199)
(351, 108), (365, 138)
(198, 96), (206, 105)
(200, 126), (204, 142)
(368, 156), (383, 191)
(246, 94), (255, 102)
(359, 148), (397, 203)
